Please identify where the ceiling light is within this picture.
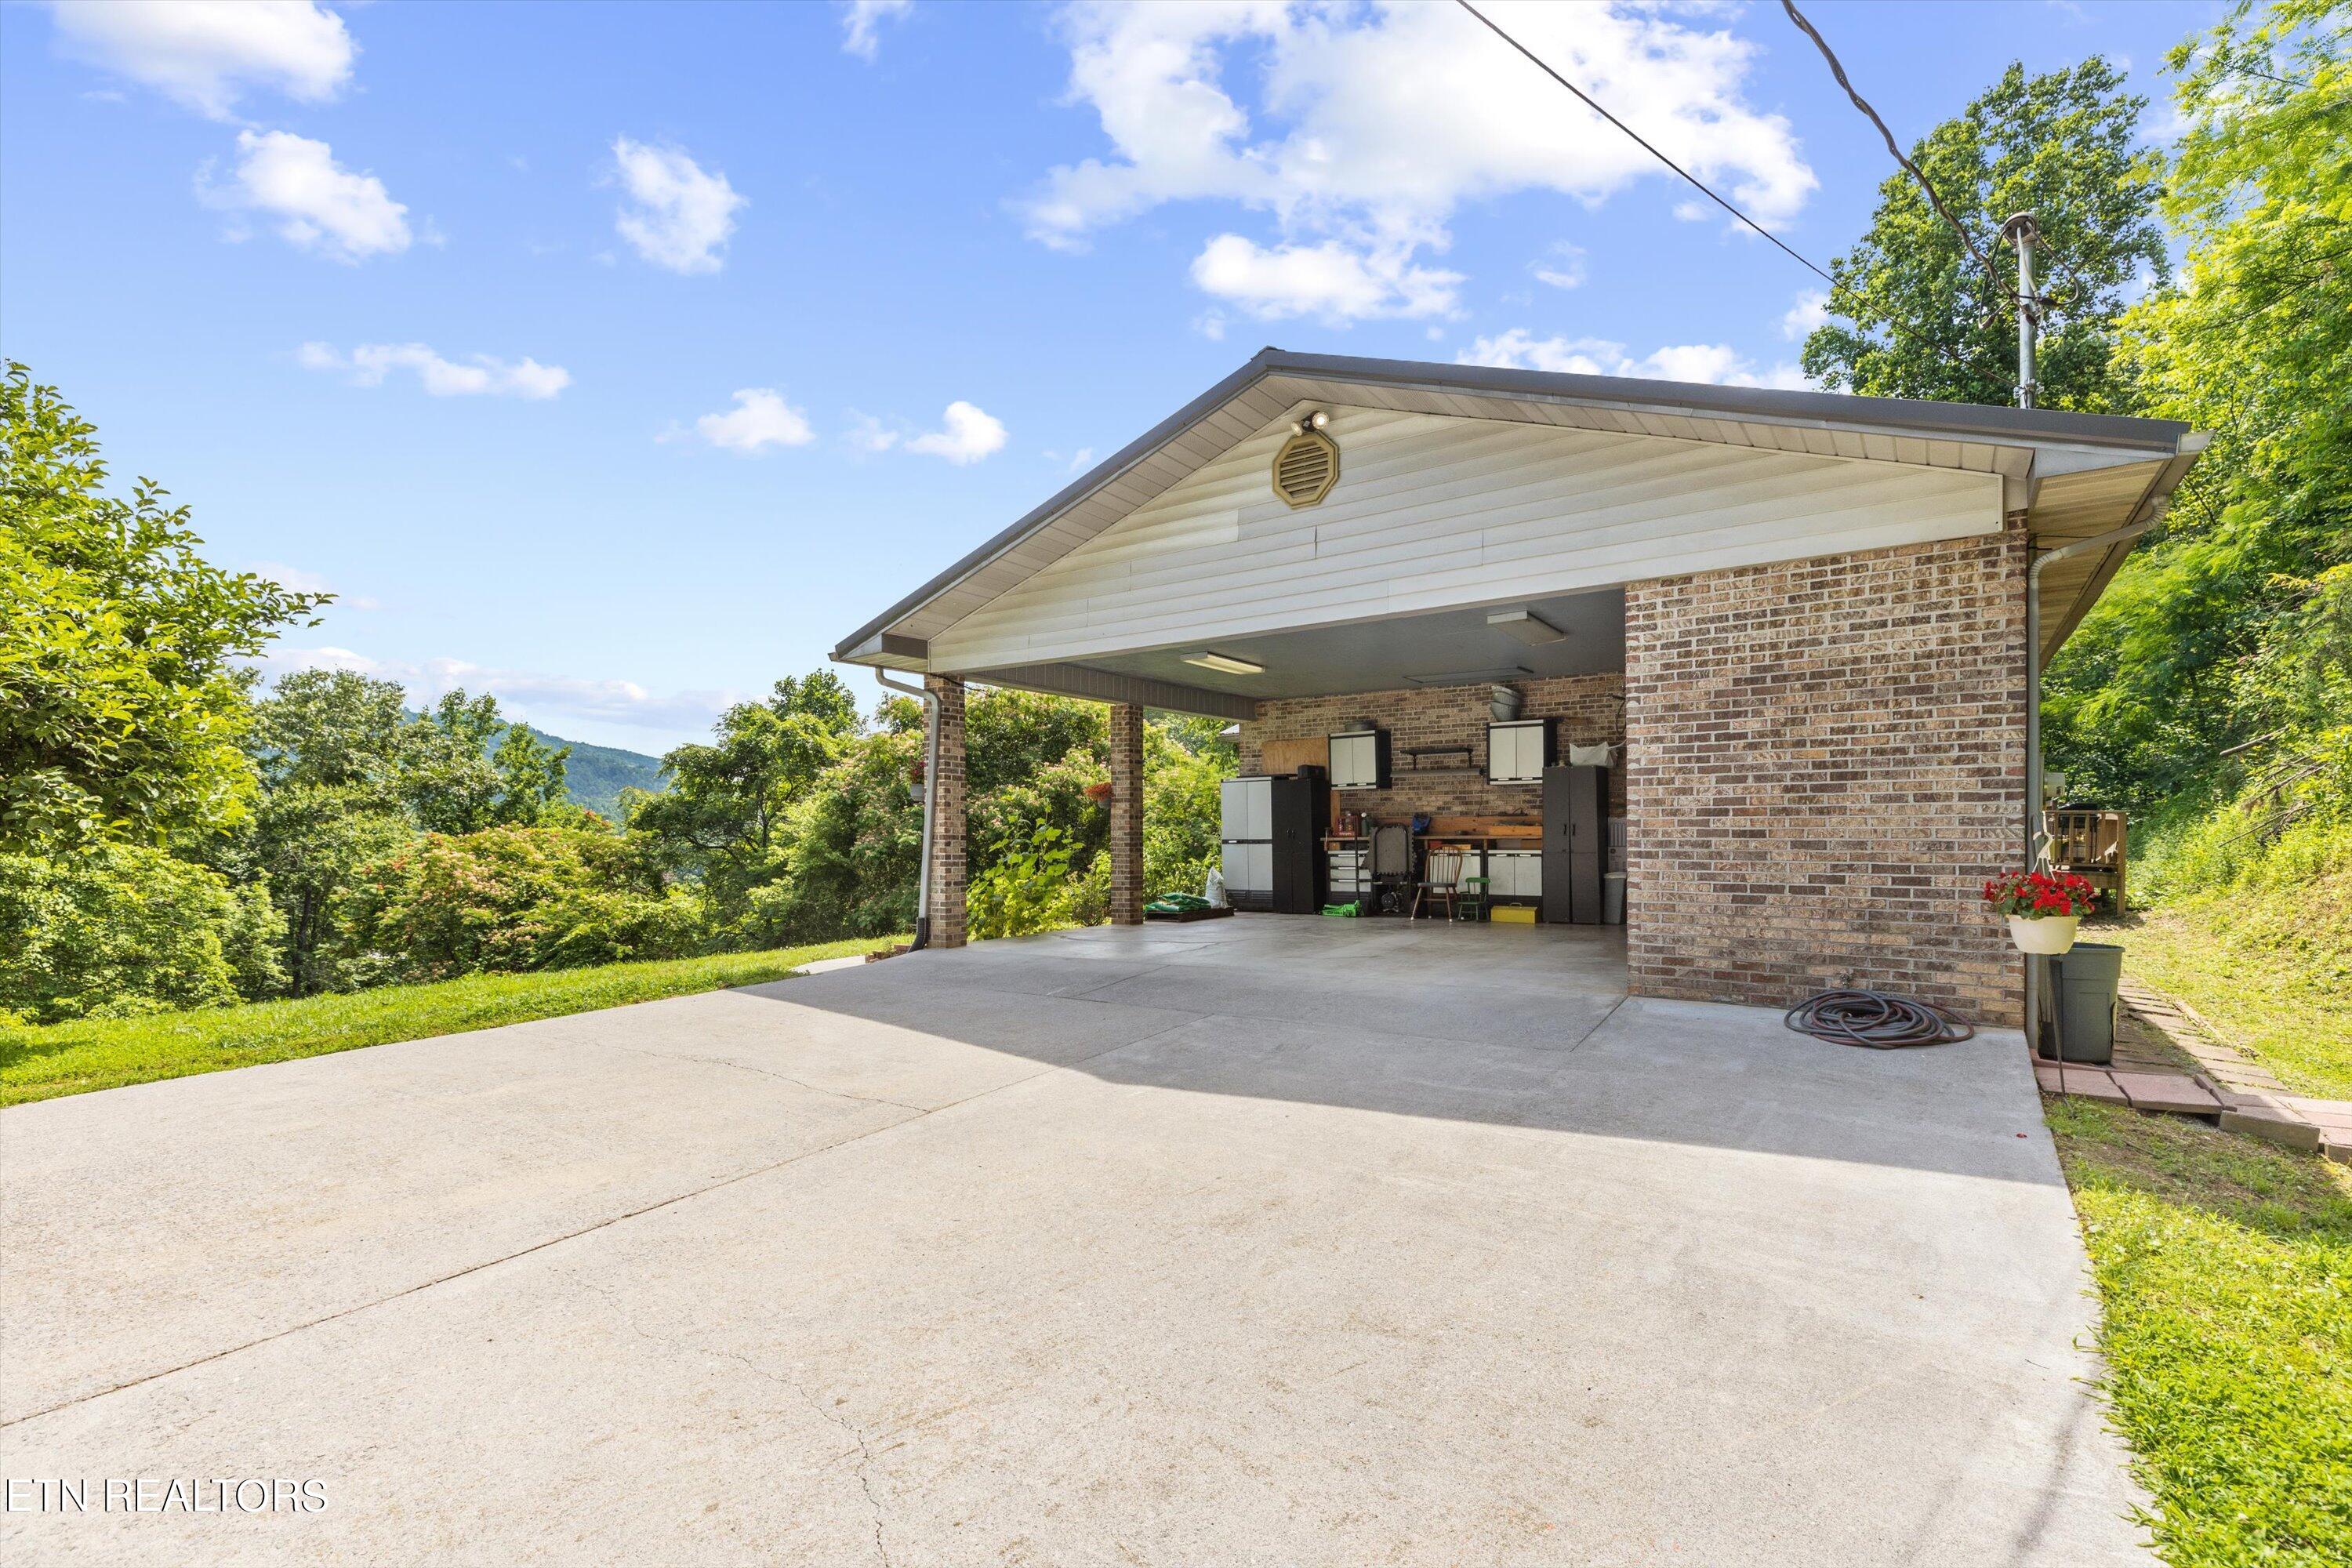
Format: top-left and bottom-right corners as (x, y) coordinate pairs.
(1487, 608), (1566, 645)
(1183, 652), (1265, 677)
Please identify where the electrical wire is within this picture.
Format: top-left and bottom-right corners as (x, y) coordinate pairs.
(1455, 0), (2002, 387)
(1776, 0), (2015, 304)
(1451, 0), (1833, 287)
(1784, 990), (1976, 1049)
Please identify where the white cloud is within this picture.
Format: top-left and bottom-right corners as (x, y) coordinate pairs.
(691, 389), (816, 453)
(257, 646), (739, 740)
(1461, 330), (1810, 390)
(48, 0), (354, 120)
(299, 342), (571, 398)
(1190, 233), (1461, 321)
(204, 129), (410, 261)
(840, 0), (912, 60)
(1779, 289), (1830, 340)
(845, 413), (901, 454)
(611, 137), (745, 274)
(907, 401), (1007, 464)
(1531, 242), (1586, 290)
(1023, 1), (1814, 319)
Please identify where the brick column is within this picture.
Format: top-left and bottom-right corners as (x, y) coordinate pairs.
(924, 675), (967, 949)
(1108, 701), (1145, 925)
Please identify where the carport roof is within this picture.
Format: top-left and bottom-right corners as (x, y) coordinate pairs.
(833, 348), (2204, 677)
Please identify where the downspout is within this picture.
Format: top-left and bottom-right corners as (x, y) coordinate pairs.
(874, 670), (937, 951)
(2023, 514), (2156, 1033)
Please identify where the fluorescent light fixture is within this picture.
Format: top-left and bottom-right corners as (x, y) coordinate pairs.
(1487, 608), (1566, 645)
(1182, 651), (1265, 677)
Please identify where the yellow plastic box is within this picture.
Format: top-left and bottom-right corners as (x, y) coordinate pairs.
(1490, 905), (1537, 924)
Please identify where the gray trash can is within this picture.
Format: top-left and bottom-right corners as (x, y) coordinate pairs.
(1602, 872), (1625, 926)
(2053, 943), (2124, 1065)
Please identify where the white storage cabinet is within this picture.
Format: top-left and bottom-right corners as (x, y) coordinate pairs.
(1486, 720), (1555, 786)
(1327, 728), (1390, 791)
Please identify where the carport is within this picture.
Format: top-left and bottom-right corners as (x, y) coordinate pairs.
(835, 348), (2202, 1026)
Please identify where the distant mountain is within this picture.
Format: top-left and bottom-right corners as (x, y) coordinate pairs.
(493, 727), (666, 821)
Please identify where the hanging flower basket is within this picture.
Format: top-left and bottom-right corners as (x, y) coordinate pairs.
(1083, 781), (1115, 802)
(1982, 869), (2098, 955)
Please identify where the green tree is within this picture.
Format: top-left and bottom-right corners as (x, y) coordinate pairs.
(1802, 60), (2166, 411)
(751, 702), (924, 946)
(0, 842), (284, 1022)
(2045, 0), (2352, 813)
(243, 670), (422, 994)
(489, 723), (572, 827)
(0, 363), (326, 850)
(627, 672), (862, 927)
(340, 826), (696, 983)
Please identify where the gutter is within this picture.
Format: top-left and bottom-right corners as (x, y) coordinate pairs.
(873, 670), (937, 951)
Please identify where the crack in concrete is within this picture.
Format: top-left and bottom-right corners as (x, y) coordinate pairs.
(554, 1267), (896, 1567)
(617, 1045), (931, 1113)
(789, 1380), (894, 1568)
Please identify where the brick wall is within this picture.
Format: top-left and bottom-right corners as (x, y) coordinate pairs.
(924, 674), (967, 949)
(1623, 524), (2027, 1022)
(1108, 701), (1145, 925)
(1240, 674), (1627, 820)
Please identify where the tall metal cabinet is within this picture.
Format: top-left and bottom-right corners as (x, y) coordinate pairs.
(1541, 764), (1610, 924)
(1219, 769), (1329, 913)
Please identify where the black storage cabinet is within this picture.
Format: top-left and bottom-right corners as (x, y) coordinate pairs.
(1542, 764), (1610, 924)
(1269, 766), (1330, 913)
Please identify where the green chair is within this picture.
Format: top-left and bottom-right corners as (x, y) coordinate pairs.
(1456, 872), (1490, 923)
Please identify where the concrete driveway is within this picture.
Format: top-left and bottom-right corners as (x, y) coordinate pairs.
(2, 918), (2148, 1565)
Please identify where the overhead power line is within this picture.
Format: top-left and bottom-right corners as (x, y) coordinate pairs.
(1450, 0), (1833, 287)
(1775, 0), (2012, 300)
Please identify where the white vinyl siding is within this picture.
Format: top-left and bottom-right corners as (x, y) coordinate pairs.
(926, 406), (2002, 672)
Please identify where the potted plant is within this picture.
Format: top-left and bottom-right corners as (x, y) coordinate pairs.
(1982, 869), (2099, 954)
(1083, 780), (1114, 803)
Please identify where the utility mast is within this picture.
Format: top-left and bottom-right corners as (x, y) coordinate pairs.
(1998, 212), (2042, 409)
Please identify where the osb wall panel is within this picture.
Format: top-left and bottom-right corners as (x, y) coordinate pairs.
(1240, 675), (1626, 820)
(1623, 523), (2027, 1022)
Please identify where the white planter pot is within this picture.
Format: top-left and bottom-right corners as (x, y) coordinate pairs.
(2008, 914), (2079, 955)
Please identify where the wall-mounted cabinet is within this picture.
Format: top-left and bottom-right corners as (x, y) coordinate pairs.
(1486, 720), (1555, 786)
(1327, 728), (1391, 791)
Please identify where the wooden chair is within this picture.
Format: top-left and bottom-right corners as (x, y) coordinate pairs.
(1412, 848), (1465, 921)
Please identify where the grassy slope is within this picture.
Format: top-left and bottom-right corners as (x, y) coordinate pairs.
(2048, 1098), (2351, 1566)
(2106, 866), (2352, 1098)
(0, 938), (900, 1108)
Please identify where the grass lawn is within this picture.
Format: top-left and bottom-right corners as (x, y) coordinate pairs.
(0, 938), (903, 1108)
(2097, 884), (2352, 1100)
(2048, 1097), (2351, 1566)
(2112, 913), (2352, 1099)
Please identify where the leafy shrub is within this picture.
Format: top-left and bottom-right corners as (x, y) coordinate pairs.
(340, 826), (699, 982)
(0, 842), (285, 1022)
(969, 825), (1084, 939)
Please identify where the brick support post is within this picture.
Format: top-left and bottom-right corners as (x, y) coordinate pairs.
(1108, 702), (1146, 926)
(924, 675), (967, 949)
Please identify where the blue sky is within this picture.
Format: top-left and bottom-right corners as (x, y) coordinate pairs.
(2, 0), (2216, 753)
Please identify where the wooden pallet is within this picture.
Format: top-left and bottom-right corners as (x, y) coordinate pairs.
(1144, 905), (1236, 923)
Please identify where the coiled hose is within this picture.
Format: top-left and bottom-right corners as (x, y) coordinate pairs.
(1784, 989), (1974, 1049)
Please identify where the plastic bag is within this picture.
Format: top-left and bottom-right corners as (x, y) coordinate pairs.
(1203, 866), (1228, 908)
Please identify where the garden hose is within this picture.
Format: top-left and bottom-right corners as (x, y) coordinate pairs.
(1784, 989), (1975, 1049)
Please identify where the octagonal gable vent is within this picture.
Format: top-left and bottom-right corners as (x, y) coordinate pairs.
(1272, 420), (1339, 509)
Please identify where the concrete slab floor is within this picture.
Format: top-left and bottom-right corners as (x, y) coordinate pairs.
(0, 917), (2151, 1565)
